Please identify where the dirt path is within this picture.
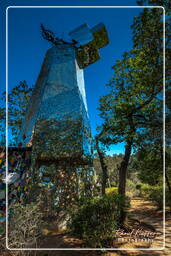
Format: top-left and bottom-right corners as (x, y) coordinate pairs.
(128, 198), (164, 249)
(107, 198), (171, 256)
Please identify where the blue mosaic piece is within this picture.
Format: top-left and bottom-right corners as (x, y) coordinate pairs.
(69, 23), (93, 46)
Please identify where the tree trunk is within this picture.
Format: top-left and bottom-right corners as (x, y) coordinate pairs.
(96, 138), (108, 195)
(118, 139), (132, 195)
(118, 139), (133, 225)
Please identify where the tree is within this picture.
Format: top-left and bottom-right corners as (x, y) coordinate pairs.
(93, 153), (123, 190)
(131, 146), (163, 185)
(98, 2), (170, 223)
(99, 48), (162, 195)
(105, 154), (123, 187)
(0, 81), (33, 146)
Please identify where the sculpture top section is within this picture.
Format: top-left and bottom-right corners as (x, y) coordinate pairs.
(41, 23), (109, 69)
(41, 24), (77, 47)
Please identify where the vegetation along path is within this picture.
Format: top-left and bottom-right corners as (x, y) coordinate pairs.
(1, 198), (170, 256)
(35, 198), (171, 255)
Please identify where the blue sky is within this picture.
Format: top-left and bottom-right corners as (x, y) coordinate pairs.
(0, 0), (145, 154)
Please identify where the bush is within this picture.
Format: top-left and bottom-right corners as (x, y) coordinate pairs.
(166, 189), (171, 208)
(135, 184), (142, 190)
(8, 202), (43, 249)
(141, 183), (171, 209)
(68, 194), (130, 247)
(126, 179), (140, 197)
(105, 187), (118, 195)
(148, 186), (163, 209)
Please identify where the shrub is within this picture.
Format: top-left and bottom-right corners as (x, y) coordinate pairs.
(105, 187), (118, 195)
(8, 202), (43, 249)
(68, 194), (130, 247)
(135, 184), (142, 190)
(166, 189), (171, 209)
(126, 179), (140, 197)
(141, 183), (171, 209)
(148, 186), (163, 209)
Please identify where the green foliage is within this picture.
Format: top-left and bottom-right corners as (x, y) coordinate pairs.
(133, 1), (171, 82)
(93, 154), (123, 188)
(166, 146), (171, 176)
(105, 186), (118, 195)
(126, 179), (140, 197)
(141, 184), (171, 209)
(68, 194), (130, 247)
(129, 146), (163, 186)
(0, 81), (33, 145)
(132, 1), (171, 145)
(98, 47), (163, 148)
(135, 184), (142, 190)
(128, 146), (171, 198)
(105, 155), (123, 186)
(97, 2), (170, 201)
(97, 9), (165, 196)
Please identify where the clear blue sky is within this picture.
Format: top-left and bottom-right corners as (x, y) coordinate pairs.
(0, 0), (145, 154)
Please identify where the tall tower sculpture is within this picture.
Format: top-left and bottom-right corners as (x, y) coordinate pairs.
(18, 23), (109, 210)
